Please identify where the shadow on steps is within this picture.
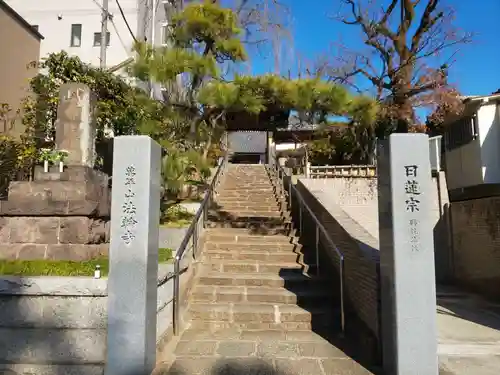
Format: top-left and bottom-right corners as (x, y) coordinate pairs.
(277, 265), (382, 375)
(206, 202), (294, 236)
(156, 358), (287, 375)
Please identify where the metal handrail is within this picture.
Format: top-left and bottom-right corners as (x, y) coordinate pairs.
(270, 159), (345, 334)
(172, 153), (228, 335)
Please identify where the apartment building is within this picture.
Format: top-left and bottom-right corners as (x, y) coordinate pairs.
(4, 0), (175, 70)
(0, 0), (43, 137)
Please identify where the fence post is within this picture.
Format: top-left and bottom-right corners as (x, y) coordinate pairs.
(305, 162), (311, 178)
(106, 136), (162, 375)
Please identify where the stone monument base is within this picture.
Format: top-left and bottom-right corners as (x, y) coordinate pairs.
(0, 166), (110, 261)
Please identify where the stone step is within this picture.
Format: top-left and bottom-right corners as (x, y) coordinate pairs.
(222, 176), (270, 180)
(198, 270), (322, 288)
(204, 240), (300, 251)
(202, 260), (306, 274)
(218, 188), (275, 195)
(187, 302), (335, 326)
(216, 196), (279, 203)
(203, 249), (302, 263)
(208, 210), (287, 220)
(204, 230), (296, 243)
(205, 220), (294, 233)
(214, 204), (284, 212)
(163, 355), (355, 375)
(221, 185), (273, 190)
(221, 183), (274, 188)
(192, 285), (332, 305)
(204, 224), (297, 236)
(214, 210), (290, 218)
(217, 194), (278, 201)
(216, 203), (281, 211)
(177, 327), (337, 342)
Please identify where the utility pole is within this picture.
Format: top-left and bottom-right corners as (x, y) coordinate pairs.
(100, 0), (109, 69)
(151, 0), (156, 46)
(149, 0), (156, 98)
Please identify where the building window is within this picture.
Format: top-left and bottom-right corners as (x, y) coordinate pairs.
(32, 25), (39, 31)
(93, 32), (110, 47)
(70, 24), (82, 47)
(160, 23), (169, 45)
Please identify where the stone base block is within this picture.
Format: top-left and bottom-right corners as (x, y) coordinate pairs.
(0, 199), (107, 217)
(0, 364), (103, 375)
(8, 179), (108, 203)
(0, 217), (109, 245)
(34, 165), (108, 184)
(0, 244), (108, 261)
(8, 167), (110, 216)
(0, 327), (106, 364)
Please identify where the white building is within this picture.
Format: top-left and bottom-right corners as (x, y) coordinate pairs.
(5, 0), (174, 71)
(444, 93), (500, 190)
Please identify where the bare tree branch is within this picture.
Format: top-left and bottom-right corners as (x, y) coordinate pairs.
(328, 0), (472, 128)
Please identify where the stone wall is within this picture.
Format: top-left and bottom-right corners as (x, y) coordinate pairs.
(450, 195), (500, 300)
(0, 217), (108, 260)
(0, 268), (174, 375)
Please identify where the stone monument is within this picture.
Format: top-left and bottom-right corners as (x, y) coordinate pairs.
(377, 133), (438, 375)
(55, 82), (96, 167)
(0, 83), (110, 261)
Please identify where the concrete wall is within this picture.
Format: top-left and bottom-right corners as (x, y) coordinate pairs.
(298, 178), (379, 239)
(449, 196), (500, 300)
(295, 179), (381, 362)
(0, 276), (107, 375)
(299, 172), (452, 282)
(0, 267), (174, 375)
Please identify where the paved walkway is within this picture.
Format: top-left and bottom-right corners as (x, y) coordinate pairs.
(155, 326), (375, 375)
(438, 287), (500, 375)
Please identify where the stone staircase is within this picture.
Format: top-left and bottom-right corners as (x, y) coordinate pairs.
(157, 164), (373, 375)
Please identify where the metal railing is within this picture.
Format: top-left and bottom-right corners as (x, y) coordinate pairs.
(268, 159), (346, 334)
(172, 153), (229, 335)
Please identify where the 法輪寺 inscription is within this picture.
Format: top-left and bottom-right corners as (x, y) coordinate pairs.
(120, 165), (138, 245)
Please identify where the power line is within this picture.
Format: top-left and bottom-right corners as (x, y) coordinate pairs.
(115, 0), (138, 43)
(109, 17), (130, 55)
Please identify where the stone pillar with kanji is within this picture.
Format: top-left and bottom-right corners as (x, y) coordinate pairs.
(377, 133), (438, 375)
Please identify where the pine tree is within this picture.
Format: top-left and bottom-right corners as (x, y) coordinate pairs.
(132, 1), (378, 157)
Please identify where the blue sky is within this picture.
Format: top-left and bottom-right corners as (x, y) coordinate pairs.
(248, 0), (500, 97)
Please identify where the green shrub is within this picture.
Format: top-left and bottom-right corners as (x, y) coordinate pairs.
(0, 136), (21, 198)
(160, 204), (195, 227)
